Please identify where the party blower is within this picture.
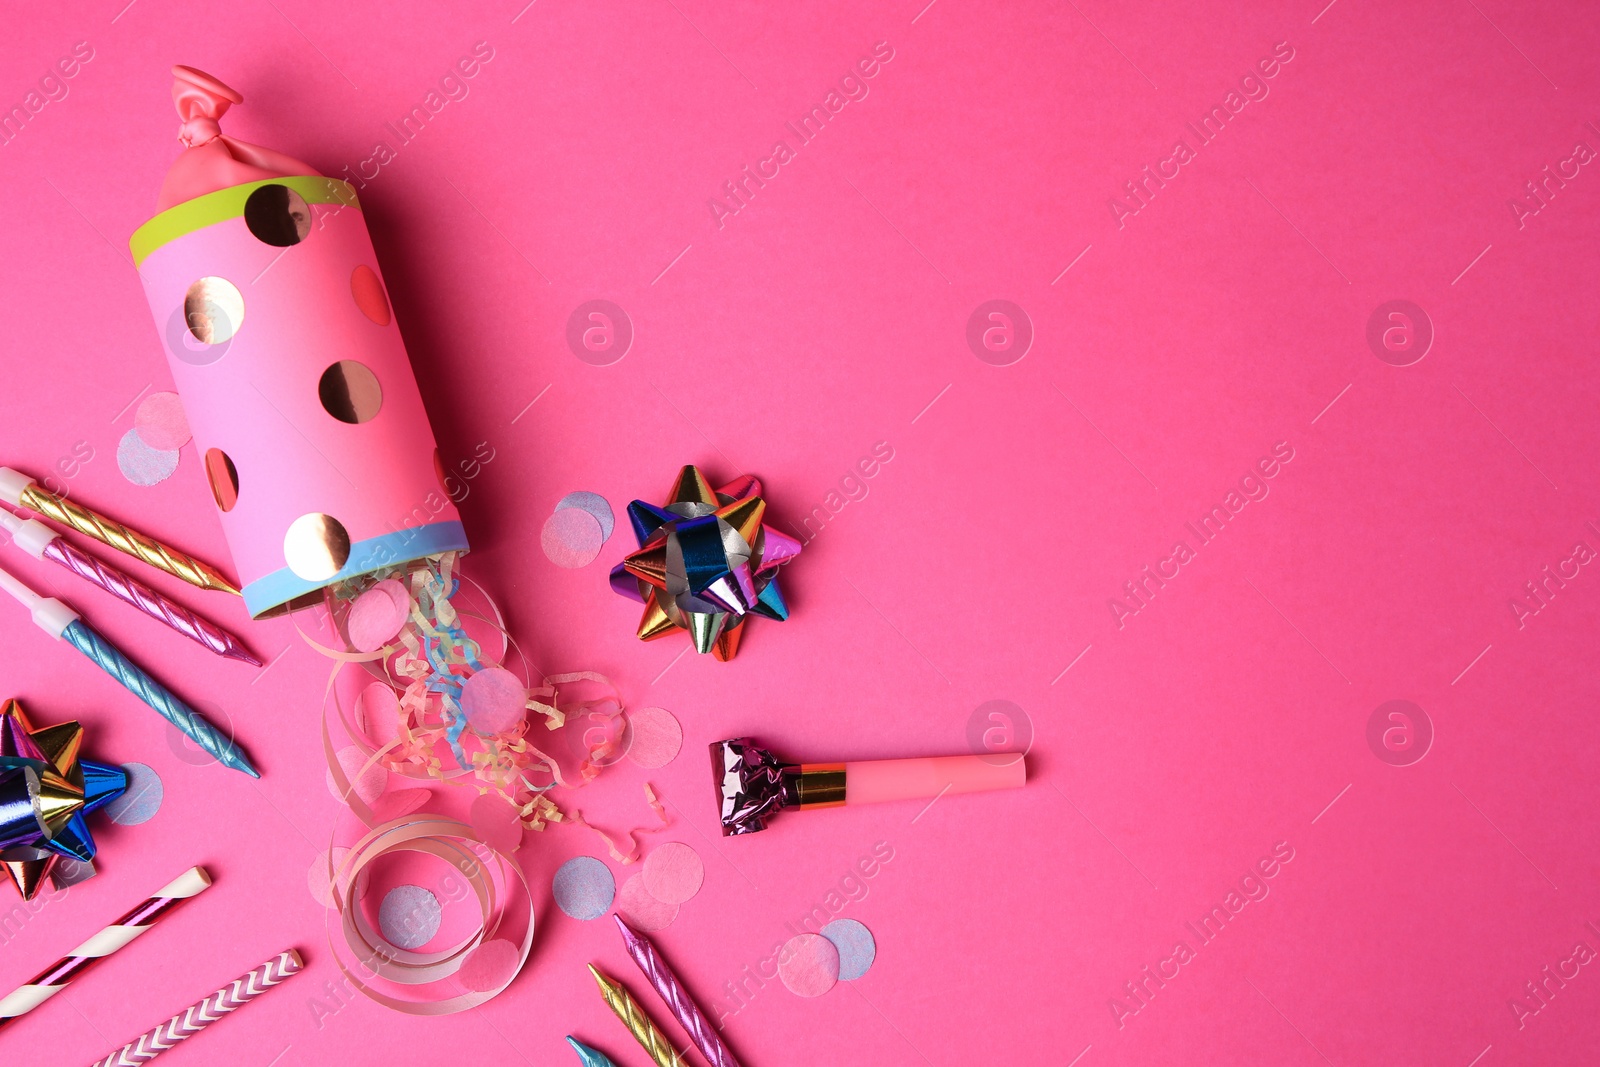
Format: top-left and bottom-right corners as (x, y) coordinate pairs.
(128, 66), (469, 619)
(711, 737), (1026, 835)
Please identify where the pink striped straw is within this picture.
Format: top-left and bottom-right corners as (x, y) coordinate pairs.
(0, 509), (258, 665)
(0, 866), (213, 1030)
(90, 948), (303, 1065)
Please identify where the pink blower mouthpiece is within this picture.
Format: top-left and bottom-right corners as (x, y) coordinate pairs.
(711, 737), (1026, 835)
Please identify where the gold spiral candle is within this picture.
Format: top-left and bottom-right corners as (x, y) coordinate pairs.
(18, 481), (240, 596)
(587, 964), (687, 1067)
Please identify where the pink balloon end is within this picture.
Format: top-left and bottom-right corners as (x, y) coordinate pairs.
(459, 667), (528, 736)
(470, 793), (523, 854)
(134, 391), (192, 450)
(348, 579), (410, 651)
(778, 933), (840, 997)
(541, 508), (603, 569)
(458, 938), (521, 992)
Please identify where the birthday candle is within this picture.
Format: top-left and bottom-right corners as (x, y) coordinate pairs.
(0, 562), (258, 778)
(586, 964), (688, 1067)
(0, 509), (258, 664)
(615, 915), (745, 1067)
(0, 468), (239, 596)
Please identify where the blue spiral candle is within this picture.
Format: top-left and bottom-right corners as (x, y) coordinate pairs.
(61, 620), (259, 778)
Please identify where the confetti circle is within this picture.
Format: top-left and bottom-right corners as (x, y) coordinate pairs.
(821, 919), (876, 981)
(327, 744), (387, 805)
(459, 667), (528, 736)
(553, 856), (615, 920)
(617, 872), (678, 932)
(625, 707), (682, 770)
(308, 847), (351, 908)
(117, 428), (180, 486)
(642, 842), (703, 905)
(470, 793), (523, 854)
(379, 884), (442, 950)
(134, 392), (191, 450)
(354, 682), (401, 746)
(541, 508), (603, 568)
(348, 579), (410, 651)
(103, 763), (162, 826)
(459, 938), (520, 992)
(555, 491), (615, 542)
(778, 933), (839, 997)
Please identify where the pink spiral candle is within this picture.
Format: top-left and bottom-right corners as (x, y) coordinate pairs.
(615, 914), (744, 1067)
(0, 507), (257, 665)
(41, 538), (259, 664)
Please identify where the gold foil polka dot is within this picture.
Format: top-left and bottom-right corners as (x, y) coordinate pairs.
(318, 361), (383, 424)
(204, 448), (239, 512)
(244, 184), (313, 247)
(184, 277), (244, 344)
(351, 265), (392, 326)
(284, 513), (350, 581)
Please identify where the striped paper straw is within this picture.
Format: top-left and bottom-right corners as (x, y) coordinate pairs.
(90, 949), (302, 1066)
(0, 866), (212, 1030)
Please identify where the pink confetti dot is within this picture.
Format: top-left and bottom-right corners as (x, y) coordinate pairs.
(459, 667), (527, 736)
(616, 872), (678, 932)
(458, 938), (521, 992)
(348, 579), (409, 651)
(326, 745), (387, 805)
(354, 682), (401, 746)
(307, 847), (351, 908)
(134, 391), (192, 450)
(470, 793), (523, 854)
(626, 707), (682, 770)
(642, 842), (703, 905)
(541, 508), (603, 569)
(778, 933), (839, 997)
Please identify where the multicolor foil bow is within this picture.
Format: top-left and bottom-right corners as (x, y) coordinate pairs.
(0, 699), (127, 899)
(609, 466), (801, 660)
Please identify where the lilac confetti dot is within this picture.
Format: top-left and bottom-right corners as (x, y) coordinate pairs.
(552, 856), (615, 920)
(104, 763), (163, 825)
(821, 918), (876, 980)
(379, 884), (442, 949)
(117, 428), (180, 486)
(555, 491), (615, 542)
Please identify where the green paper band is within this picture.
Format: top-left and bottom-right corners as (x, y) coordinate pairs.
(129, 176), (360, 267)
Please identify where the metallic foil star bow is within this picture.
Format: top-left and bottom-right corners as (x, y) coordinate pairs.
(608, 466), (801, 661)
(0, 699), (127, 899)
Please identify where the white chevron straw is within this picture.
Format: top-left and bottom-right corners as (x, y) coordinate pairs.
(88, 949), (303, 1066)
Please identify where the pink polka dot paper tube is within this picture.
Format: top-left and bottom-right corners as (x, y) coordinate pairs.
(127, 67), (467, 618)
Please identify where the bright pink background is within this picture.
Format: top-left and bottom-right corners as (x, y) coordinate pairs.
(3, 1), (1600, 1065)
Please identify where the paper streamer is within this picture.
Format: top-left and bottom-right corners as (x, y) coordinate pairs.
(297, 551), (655, 1014)
(323, 816), (535, 1015)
